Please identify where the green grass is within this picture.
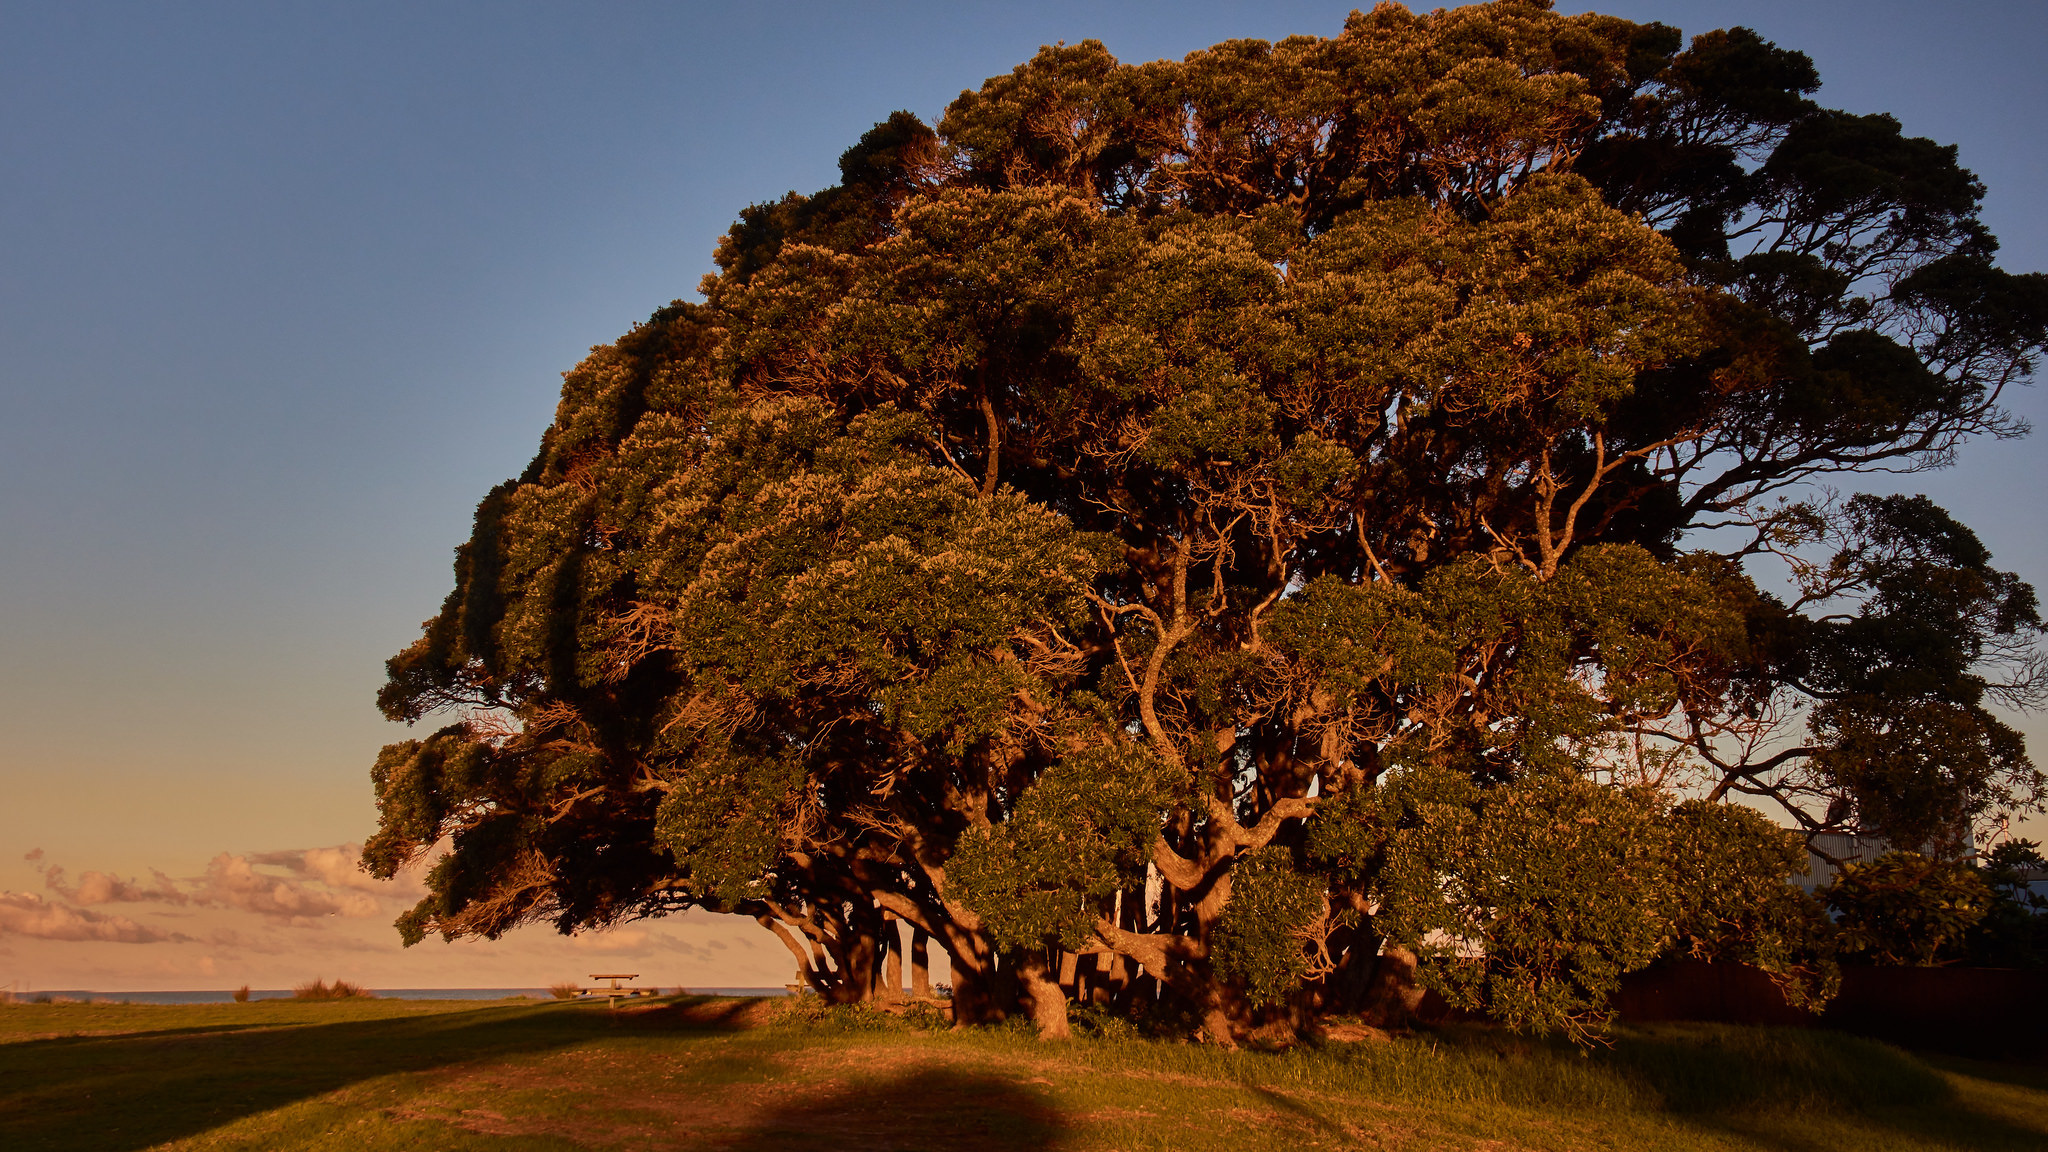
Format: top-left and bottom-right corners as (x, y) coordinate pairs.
(2, 995), (2044, 1150)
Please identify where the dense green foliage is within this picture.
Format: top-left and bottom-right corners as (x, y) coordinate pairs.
(365, 1), (2047, 1043)
(1809, 840), (2048, 971)
(1966, 840), (2048, 968)
(1823, 852), (1994, 967)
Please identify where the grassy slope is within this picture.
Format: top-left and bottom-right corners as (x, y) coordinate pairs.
(2, 996), (2044, 1151)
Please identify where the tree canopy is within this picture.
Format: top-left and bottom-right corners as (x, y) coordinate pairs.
(363, 0), (2048, 1044)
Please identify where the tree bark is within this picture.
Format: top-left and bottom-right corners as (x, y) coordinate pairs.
(1106, 885), (1143, 1011)
(1325, 921), (1381, 1014)
(835, 901), (883, 1004)
(1358, 945), (1429, 1029)
(1197, 986), (1241, 1049)
(1128, 966), (1158, 1011)
(880, 915), (903, 1000)
(947, 943), (1013, 1026)
(910, 926), (932, 999)
(1015, 950), (1071, 1039)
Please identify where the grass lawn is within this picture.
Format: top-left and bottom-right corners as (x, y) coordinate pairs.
(3, 995), (2044, 1151)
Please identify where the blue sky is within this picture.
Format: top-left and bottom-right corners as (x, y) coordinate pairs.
(0, 1), (2041, 989)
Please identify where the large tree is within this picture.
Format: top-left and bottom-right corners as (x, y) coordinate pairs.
(364, 1), (2047, 1043)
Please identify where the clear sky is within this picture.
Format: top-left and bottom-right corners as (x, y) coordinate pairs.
(2, 0), (2042, 992)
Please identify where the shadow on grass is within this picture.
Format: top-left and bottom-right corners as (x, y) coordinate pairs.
(1600, 1025), (2048, 1152)
(0, 1001), (647, 1152)
(1921, 1052), (2048, 1094)
(1242, 1083), (1359, 1144)
(626, 994), (778, 1031)
(0, 1021), (288, 1045)
(719, 1065), (1068, 1152)
(1328, 1023), (2048, 1152)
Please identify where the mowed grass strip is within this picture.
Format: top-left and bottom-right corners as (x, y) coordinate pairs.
(2, 996), (2045, 1151)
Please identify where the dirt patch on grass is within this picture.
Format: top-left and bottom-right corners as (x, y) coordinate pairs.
(1317, 1019), (1398, 1044)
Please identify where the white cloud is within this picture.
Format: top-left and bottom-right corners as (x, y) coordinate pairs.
(567, 928), (650, 952)
(250, 845), (410, 897)
(0, 892), (186, 944)
(29, 845), (418, 925)
(47, 866), (188, 906)
(197, 853), (382, 921)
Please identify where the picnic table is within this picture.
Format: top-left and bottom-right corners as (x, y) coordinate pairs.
(585, 973), (652, 1008)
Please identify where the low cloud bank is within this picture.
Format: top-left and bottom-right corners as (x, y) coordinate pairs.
(199, 852), (383, 920)
(0, 891), (188, 944)
(45, 866), (188, 906)
(26, 844), (418, 926)
(4, 845), (785, 990)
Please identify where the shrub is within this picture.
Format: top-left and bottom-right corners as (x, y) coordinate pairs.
(1967, 839), (2048, 967)
(1823, 852), (1993, 965)
(1067, 1001), (1141, 1041)
(293, 979), (373, 1000)
(898, 999), (951, 1031)
(232, 985), (251, 1003)
(549, 981), (582, 1000)
(769, 997), (896, 1033)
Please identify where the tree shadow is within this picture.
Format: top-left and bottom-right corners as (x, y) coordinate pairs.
(1680, 1104), (2048, 1152)
(626, 994), (778, 1031)
(1920, 1052), (2048, 1094)
(0, 1000), (1062, 1152)
(2, 1021), (287, 1045)
(1602, 1025), (2048, 1152)
(718, 1065), (1069, 1151)
(0, 1001), (639, 1152)
(1241, 1083), (1359, 1144)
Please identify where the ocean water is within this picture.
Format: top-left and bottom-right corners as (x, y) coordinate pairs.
(14, 986), (794, 1005)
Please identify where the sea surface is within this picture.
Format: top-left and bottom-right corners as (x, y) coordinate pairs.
(16, 986), (794, 1005)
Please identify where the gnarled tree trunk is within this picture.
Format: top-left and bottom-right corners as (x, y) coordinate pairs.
(910, 926), (932, 999)
(1014, 950), (1071, 1039)
(880, 913), (903, 1000)
(1358, 945), (1429, 1029)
